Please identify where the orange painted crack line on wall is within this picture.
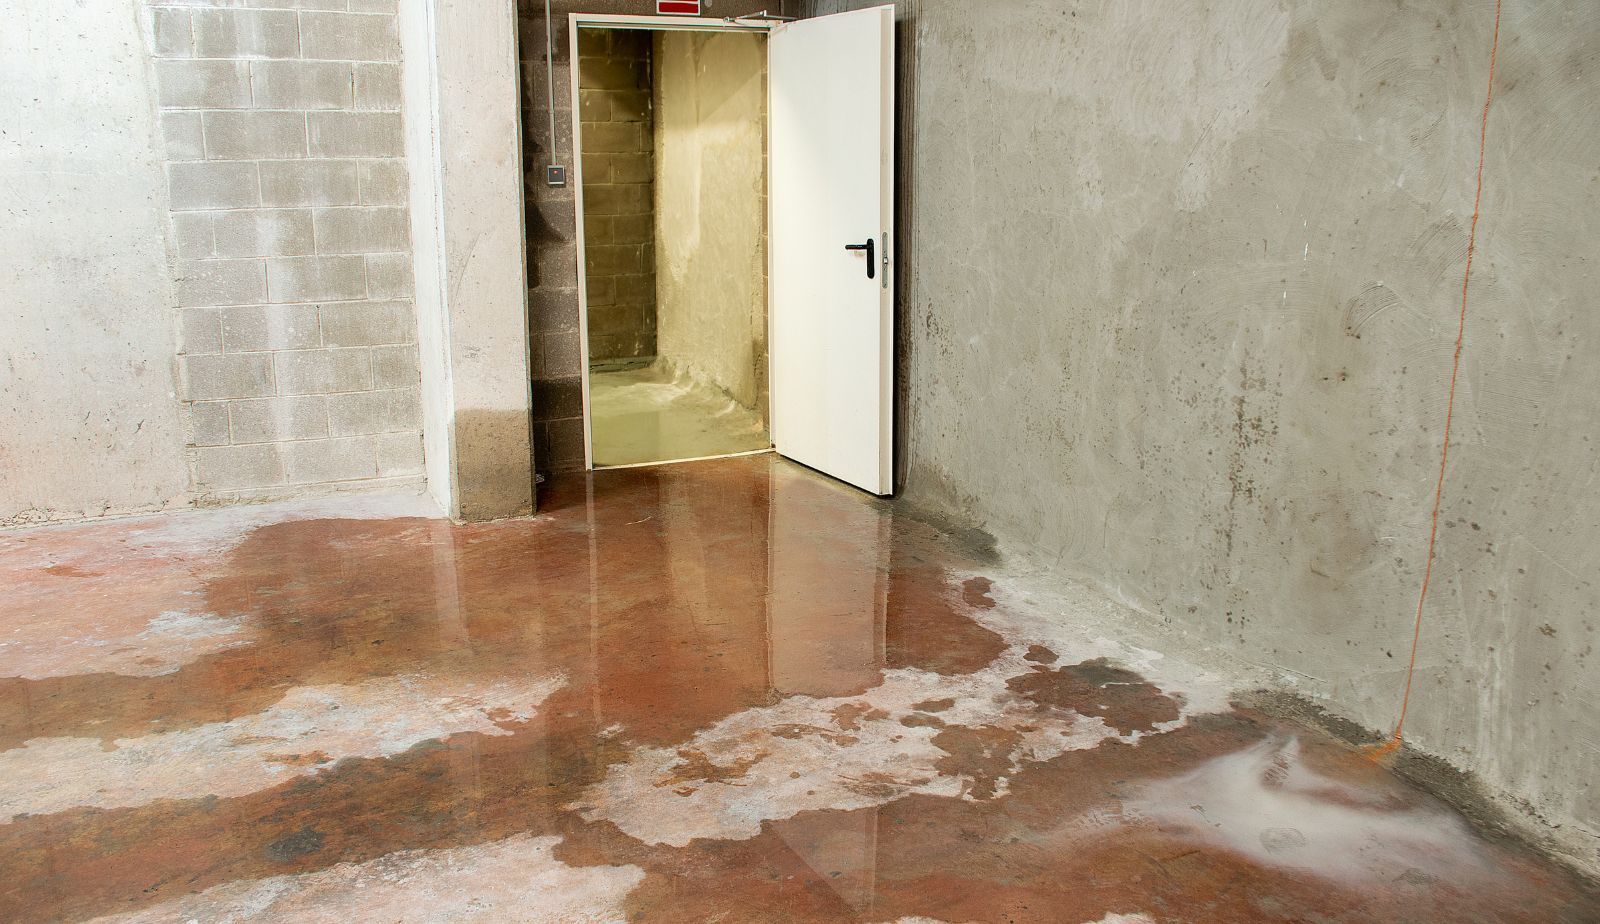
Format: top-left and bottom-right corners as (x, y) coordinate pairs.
(1367, 0), (1504, 762)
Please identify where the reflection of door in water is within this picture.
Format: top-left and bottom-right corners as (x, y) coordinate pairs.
(771, 809), (880, 914)
(590, 471), (774, 740)
(765, 462), (888, 910)
(766, 467), (887, 698)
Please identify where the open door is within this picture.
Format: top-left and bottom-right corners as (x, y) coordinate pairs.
(769, 6), (895, 495)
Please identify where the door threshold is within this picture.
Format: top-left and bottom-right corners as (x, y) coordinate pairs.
(593, 447), (775, 472)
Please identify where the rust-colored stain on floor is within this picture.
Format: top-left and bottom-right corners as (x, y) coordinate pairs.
(0, 456), (1594, 922)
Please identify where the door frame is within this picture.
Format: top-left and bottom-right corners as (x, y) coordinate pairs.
(568, 12), (775, 471)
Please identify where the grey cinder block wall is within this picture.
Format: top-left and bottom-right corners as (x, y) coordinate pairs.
(148, 0), (424, 501)
(577, 28), (657, 364)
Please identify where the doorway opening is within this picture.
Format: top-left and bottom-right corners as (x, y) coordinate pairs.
(574, 19), (772, 469)
(560, 7), (896, 494)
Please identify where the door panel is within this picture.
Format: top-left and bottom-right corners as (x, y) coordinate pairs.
(769, 6), (895, 495)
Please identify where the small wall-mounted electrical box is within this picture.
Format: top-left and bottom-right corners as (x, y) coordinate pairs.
(546, 165), (567, 187)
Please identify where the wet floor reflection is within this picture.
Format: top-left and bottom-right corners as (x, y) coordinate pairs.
(0, 456), (1595, 923)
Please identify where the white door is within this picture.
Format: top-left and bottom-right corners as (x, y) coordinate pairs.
(769, 6), (895, 495)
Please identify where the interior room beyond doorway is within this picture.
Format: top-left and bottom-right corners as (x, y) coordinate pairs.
(577, 24), (771, 469)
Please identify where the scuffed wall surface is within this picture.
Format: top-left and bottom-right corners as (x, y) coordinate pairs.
(898, 0), (1600, 866)
(579, 29), (657, 363)
(653, 30), (768, 413)
(517, 1), (792, 474)
(0, 0), (190, 525)
(147, 0), (424, 504)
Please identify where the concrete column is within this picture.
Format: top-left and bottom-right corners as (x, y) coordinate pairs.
(399, 0), (534, 520)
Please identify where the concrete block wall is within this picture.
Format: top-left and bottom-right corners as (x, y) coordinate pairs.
(146, 0), (424, 500)
(517, 1), (793, 475)
(578, 28), (656, 364)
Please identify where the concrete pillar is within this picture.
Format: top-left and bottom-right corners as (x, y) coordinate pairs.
(399, 0), (534, 520)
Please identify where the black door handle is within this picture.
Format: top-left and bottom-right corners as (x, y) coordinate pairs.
(844, 238), (876, 280)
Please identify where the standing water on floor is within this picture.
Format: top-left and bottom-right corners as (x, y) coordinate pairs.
(1, 456), (1597, 922)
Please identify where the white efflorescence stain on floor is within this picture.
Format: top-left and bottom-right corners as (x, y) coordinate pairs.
(0, 673), (564, 819)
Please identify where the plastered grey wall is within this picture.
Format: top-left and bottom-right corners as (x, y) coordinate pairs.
(653, 30), (769, 413)
(0, 0), (191, 526)
(895, 0), (1599, 867)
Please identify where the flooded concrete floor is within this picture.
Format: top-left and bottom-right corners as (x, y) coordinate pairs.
(590, 365), (770, 467)
(0, 455), (1595, 923)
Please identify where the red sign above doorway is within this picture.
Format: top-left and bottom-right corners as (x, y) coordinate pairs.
(658, 1), (700, 14)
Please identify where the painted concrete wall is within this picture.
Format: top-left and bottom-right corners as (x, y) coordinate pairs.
(892, 0), (1600, 868)
(400, 0), (534, 520)
(517, 1), (794, 474)
(653, 30), (769, 413)
(0, 0), (191, 526)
